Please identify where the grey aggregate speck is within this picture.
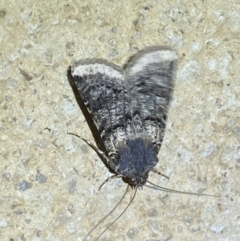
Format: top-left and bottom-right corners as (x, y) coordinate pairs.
(35, 170), (47, 184)
(2, 172), (11, 181)
(17, 180), (32, 191)
(68, 179), (77, 194)
(127, 228), (138, 238)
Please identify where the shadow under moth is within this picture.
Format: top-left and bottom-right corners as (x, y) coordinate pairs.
(69, 47), (178, 240)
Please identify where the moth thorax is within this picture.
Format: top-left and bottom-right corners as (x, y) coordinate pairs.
(115, 137), (158, 187)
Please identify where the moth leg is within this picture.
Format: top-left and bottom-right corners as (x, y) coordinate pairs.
(68, 132), (110, 164)
(99, 174), (122, 190)
(151, 168), (169, 179)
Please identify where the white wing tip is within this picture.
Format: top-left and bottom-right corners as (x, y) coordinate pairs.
(157, 49), (178, 61)
(71, 62), (123, 80)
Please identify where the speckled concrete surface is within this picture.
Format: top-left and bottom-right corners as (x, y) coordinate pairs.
(0, 1), (240, 241)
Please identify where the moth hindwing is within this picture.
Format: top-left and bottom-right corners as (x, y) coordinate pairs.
(70, 47), (178, 188)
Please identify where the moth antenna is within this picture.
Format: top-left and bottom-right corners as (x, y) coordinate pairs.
(151, 168), (169, 179)
(68, 132), (109, 163)
(147, 180), (219, 197)
(98, 174), (123, 190)
(82, 185), (129, 241)
(94, 187), (137, 241)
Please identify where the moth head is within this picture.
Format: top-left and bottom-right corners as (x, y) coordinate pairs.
(115, 138), (158, 188)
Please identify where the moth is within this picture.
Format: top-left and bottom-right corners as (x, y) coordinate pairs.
(68, 47), (178, 239)
(69, 47), (178, 188)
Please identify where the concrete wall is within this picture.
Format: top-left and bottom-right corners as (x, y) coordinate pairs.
(0, 1), (239, 240)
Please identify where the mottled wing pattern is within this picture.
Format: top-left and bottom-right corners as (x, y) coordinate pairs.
(70, 48), (177, 180)
(125, 48), (177, 152)
(71, 61), (132, 158)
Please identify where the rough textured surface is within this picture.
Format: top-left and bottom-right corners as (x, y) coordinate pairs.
(0, 1), (239, 241)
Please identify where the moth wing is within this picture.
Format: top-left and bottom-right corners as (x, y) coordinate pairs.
(125, 47), (178, 152)
(70, 60), (131, 155)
